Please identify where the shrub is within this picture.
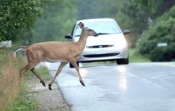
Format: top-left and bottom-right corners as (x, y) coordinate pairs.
(136, 6), (175, 61)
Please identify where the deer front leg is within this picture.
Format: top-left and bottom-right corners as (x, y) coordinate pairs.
(70, 59), (85, 86)
(31, 68), (45, 87)
(48, 62), (68, 90)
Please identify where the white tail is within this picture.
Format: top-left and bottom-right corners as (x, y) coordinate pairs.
(13, 46), (28, 57)
(14, 22), (98, 90)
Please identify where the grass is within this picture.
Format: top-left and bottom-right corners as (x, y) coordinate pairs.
(6, 85), (37, 111)
(129, 48), (150, 62)
(0, 49), (21, 111)
(0, 48), (49, 111)
(25, 65), (50, 81)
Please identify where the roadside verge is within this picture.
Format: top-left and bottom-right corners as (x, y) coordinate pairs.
(27, 77), (70, 111)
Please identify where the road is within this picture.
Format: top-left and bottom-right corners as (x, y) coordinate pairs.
(47, 62), (175, 111)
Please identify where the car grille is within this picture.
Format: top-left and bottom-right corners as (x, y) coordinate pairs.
(83, 53), (119, 58)
(86, 45), (113, 48)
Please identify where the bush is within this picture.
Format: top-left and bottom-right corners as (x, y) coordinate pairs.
(136, 6), (175, 61)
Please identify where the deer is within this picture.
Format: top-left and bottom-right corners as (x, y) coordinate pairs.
(13, 22), (98, 90)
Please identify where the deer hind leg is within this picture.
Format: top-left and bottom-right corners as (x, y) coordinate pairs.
(48, 62), (68, 90)
(70, 59), (85, 86)
(20, 62), (37, 79)
(31, 68), (45, 87)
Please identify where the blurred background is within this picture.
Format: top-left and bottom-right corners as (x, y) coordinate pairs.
(1, 0), (175, 62)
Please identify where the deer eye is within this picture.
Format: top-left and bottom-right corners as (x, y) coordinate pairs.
(88, 29), (92, 31)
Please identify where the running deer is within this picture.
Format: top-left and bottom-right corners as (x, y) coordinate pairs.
(13, 22), (98, 90)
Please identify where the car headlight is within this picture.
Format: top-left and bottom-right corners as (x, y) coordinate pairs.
(115, 40), (127, 49)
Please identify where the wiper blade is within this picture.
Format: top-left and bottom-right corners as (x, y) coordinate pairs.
(75, 33), (112, 37)
(97, 33), (111, 35)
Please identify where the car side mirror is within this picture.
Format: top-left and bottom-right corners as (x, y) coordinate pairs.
(65, 34), (72, 39)
(123, 30), (130, 35)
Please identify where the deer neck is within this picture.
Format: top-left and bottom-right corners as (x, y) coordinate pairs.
(76, 31), (88, 52)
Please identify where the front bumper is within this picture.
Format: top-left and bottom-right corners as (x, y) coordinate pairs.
(77, 48), (128, 62)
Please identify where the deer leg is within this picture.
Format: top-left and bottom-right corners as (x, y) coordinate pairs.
(20, 63), (37, 79)
(31, 68), (45, 87)
(48, 62), (68, 90)
(70, 59), (85, 86)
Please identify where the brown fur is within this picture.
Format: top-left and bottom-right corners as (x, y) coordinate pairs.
(14, 22), (98, 90)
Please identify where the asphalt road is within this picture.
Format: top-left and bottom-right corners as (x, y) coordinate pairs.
(48, 62), (175, 111)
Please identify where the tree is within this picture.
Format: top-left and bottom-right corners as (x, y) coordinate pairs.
(30, 0), (79, 43)
(0, 0), (45, 42)
(131, 0), (175, 19)
(131, 0), (162, 14)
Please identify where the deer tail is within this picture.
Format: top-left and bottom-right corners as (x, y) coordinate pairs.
(13, 46), (29, 58)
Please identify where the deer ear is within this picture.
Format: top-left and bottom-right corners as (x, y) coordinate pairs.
(78, 22), (84, 29)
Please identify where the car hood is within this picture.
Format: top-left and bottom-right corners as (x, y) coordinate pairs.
(73, 34), (127, 46)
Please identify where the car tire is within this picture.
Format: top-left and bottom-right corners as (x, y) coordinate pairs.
(117, 57), (129, 65)
(69, 62), (79, 68)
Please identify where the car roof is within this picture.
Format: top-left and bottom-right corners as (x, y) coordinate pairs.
(76, 18), (116, 24)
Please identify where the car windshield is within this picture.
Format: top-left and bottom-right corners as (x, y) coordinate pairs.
(74, 21), (122, 37)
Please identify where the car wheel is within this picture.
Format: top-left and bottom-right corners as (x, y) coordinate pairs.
(69, 62), (79, 68)
(117, 58), (129, 65)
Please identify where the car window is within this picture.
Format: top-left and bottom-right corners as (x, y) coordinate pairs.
(74, 21), (122, 37)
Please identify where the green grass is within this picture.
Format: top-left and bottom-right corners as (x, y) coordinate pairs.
(6, 85), (37, 111)
(25, 65), (50, 81)
(129, 48), (150, 62)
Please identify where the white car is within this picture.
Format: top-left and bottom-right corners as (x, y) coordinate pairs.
(65, 18), (130, 67)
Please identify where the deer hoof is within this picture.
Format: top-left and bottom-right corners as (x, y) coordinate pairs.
(48, 84), (52, 90)
(80, 80), (85, 86)
(40, 80), (46, 87)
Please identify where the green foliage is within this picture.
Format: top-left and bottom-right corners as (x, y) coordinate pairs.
(0, 0), (45, 42)
(2, 0), (175, 48)
(156, 6), (175, 21)
(129, 48), (150, 62)
(0, 0), (79, 44)
(131, 0), (163, 14)
(136, 6), (175, 61)
(31, 0), (78, 43)
(78, 0), (109, 19)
